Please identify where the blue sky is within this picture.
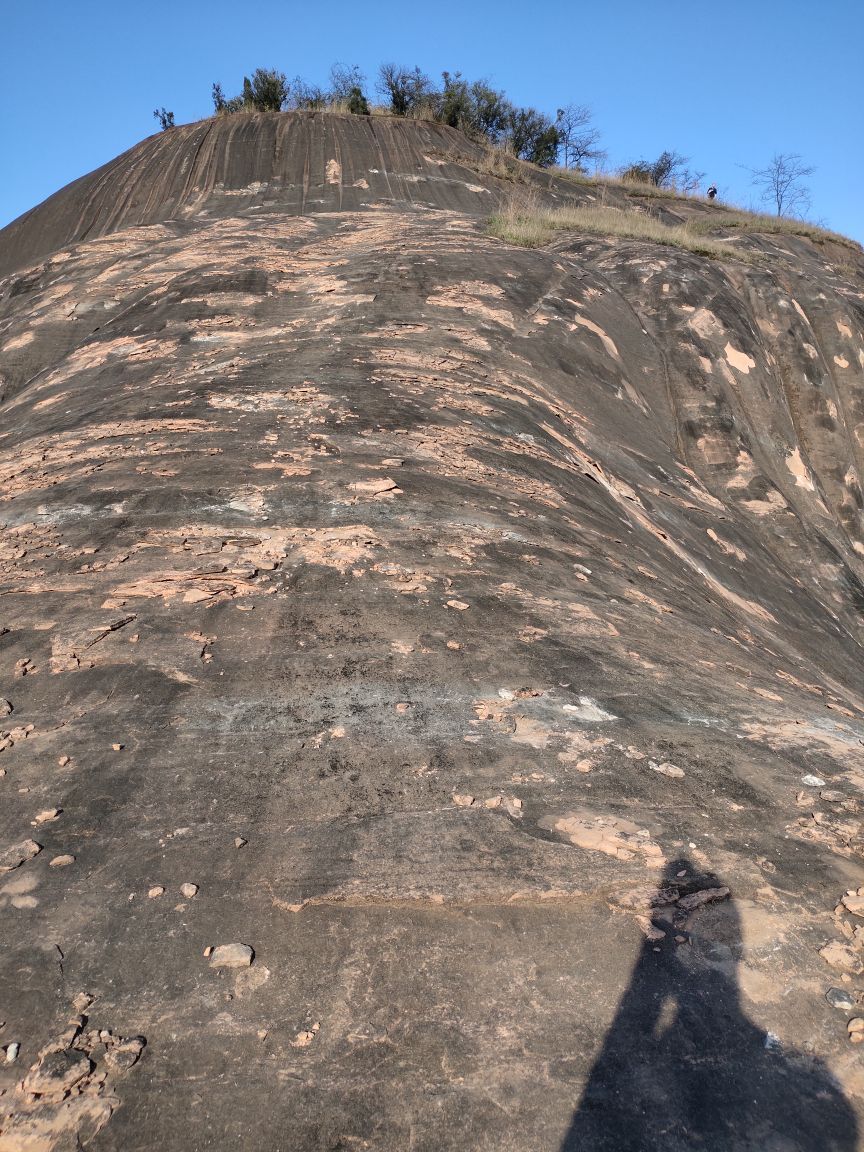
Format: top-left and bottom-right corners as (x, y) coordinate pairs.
(1, 0), (861, 241)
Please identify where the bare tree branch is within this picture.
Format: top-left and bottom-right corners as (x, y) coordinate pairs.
(748, 153), (814, 217)
(555, 104), (606, 170)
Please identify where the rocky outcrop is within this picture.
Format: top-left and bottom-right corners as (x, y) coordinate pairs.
(1, 112), (864, 1150)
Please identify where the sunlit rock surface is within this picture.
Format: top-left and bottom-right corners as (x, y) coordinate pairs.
(2, 111), (864, 1150)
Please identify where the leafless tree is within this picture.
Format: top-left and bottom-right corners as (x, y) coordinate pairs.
(619, 150), (704, 192)
(555, 104), (606, 170)
(749, 153), (814, 217)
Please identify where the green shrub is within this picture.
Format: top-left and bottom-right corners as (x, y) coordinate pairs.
(347, 86), (370, 115)
(246, 68), (289, 111)
(506, 108), (559, 168)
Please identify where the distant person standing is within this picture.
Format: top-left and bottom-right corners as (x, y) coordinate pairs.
(707, 184), (718, 200)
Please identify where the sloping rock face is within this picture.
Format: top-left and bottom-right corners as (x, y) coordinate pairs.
(1, 112), (864, 1150)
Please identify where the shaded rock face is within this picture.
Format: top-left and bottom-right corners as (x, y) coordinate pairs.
(1, 111), (864, 1149)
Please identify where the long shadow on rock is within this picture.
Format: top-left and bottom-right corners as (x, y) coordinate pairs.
(561, 858), (857, 1152)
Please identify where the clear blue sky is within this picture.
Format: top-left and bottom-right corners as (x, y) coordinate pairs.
(1, 0), (861, 241)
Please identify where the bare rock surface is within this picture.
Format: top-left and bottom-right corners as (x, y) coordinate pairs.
(1, 111), (864, 1149)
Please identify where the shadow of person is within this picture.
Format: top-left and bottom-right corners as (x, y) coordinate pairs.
(561, 857), (858, 1152)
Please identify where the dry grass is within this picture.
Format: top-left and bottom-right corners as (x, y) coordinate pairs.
(685, 211), (861, 251)
(553, 167), (697, 200)
(487, 194), (746, 261)
(474, 148), (530, 184)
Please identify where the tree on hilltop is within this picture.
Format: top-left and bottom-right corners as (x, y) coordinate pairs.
(377, 64), (436, 117)
(211, 69), (289, 114)
(749, 153), (814, 217)
(506, 107), (560, 168)
(555, 104), (605, 170)
(620, 150), (704, 192)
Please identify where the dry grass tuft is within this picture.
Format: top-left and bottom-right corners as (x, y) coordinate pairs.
(487, 194), (746, 261)
(685, 211), (862, 252)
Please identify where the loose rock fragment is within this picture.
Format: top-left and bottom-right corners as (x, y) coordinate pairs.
(209, 943), (254, 969)
(0, 699), (12, 716)
(801, 774), (826, 787)
(50, 854), (76, 867)
(820, 941), (864, 974)
(676, 887), (730, 913)
(826, 987), (856, 1011)
(848, 1019), (864, 1044)
(180, 882), (199, 898)
(452, 794), (475, 808)
(0, 839), (42, 873)
(5, 1042), (20, 1062)
(635, 916), (666, 941)
(32, 808), (62, 825)
(291, 1022), (320, 1048)
(446, 599), (470, 611)
(58, 755), (71, 767)
(22, 1047), (92, 1097)
(650, 761), (685, 779)
(615, 885), (680, 910)
(234, 837), (247, 849)
(148, 886), (165, 899)
(104, 1035), (145, 1070)
(841, 894), (864, 916)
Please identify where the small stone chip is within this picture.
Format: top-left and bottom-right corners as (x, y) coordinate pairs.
(112, 743), (124, 752)
(23, 1048), (92, 1096)
(0, 699), (12, 716)
(291, 1022), (320, 1048)
(234, 837), (247, 849)
(848, 1019), (864, 1043)
(452, 794), (474, 808)
(148, 886), (165, 899)
(0, 839), (42, 873)
(820, 941), (864, 975)
(104, 1036), (145, 1070)
(49, 855), (76, 868)
(826, 987), (856, 1011)
(209, 943), (254, 969)
(180, 883), (199, 898)
(58, 755), (71, 767)
(650, 761), (685, 779)
(32, 808), (62, 825)
(4, 1043), (20, 1063)
(841, 894), (864, 916)
(446, 599), (470, 611)
(676, 887), (730, 913)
